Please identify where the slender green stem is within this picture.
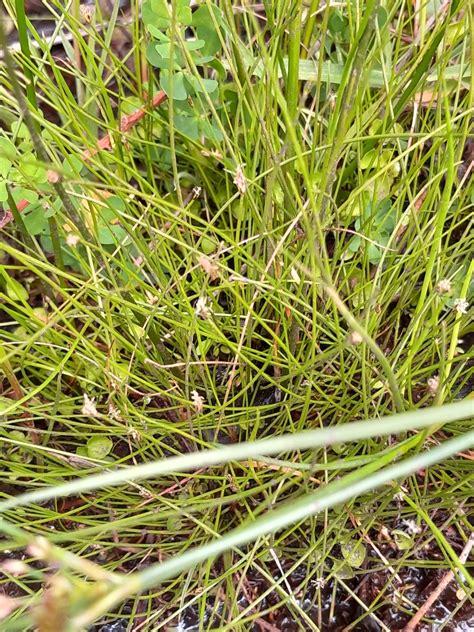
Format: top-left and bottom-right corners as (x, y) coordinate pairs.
(47, 217), (64, 273)
(14, 0), (38, 110)
(0, 400), (471, 513)
(284, 1), (302, 227)
(315, 0), (379, 222)
(443, 259), (474, 402)
(0, 342), (23, 399)
(414, 98), (455, 319)
(72, 0), (84, 106)
(323, 284), (405, 412)
(403, 494), (474, 587)
(301, 0), (320, 58)
(222, 0), (249, 90)
(5, 183), (35, 249)
(72, 430), (474, 627)
(0, 15), (89, 246)
(167, 1), (183, 207)
(408, 74), (456, 366)
(341, 0), (462, 182)
(286, 2), (302, 126)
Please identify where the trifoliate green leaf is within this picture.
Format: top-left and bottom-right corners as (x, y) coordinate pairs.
(0, 137), (16, 161)
(161, 70), (188, 100)
(23, 207), (48, 235)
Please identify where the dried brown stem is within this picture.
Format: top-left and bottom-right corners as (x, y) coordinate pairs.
(402, 532), (474, 632)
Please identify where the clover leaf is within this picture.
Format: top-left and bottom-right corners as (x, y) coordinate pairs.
(145, 0), (192, 29)
(160, 70), (189, 100)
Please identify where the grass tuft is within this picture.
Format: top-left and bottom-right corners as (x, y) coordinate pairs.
(0, 0), (472, 629)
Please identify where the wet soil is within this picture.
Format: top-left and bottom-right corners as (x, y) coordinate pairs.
(5, 508), (471, 631)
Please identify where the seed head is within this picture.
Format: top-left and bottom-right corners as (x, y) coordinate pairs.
(195, 296), (212, 319)
(233, 165), (247, 195)
(427, 375), (439, 396)
(435, 278), (451, 294)
(191, 390), (205, 413)
(82, 393), (99, 417)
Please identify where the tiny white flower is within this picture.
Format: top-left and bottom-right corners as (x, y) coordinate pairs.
(453, 298), (469, 314)
(160, 330), (174, 341)
(129, 427), (141, 442)
(47, 169), (60, 184)
(348, 330), (363, 345)
(66, 233), (80, 247)
(198, 255), (219, 281)
(427, 375), (439, 396)
(195, 296), (212, 319)
(137, 485), (153, 499)
(456, 587), (467, 600)
(191, 390), (205, 413)
(201, 148), (223, 160)
(233, 165), (247, 195)
(82, 393), (99, 417)
(379, 526), (391, 540)
(108, 404), (121, 420)
(402, 519), (422, 535)
(435, 278), (452, 294)
(79, 4), (94, 23)
(390, 161), (401, 176)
